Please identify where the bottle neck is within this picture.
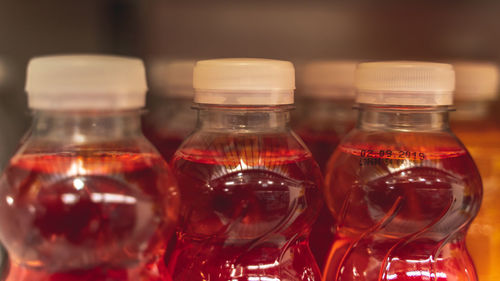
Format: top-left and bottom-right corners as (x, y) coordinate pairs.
(452, 100), (492, 121)
(357, 105), (451, 132)
(30, 110), (143, 142)
(149, 96), (193, 109)
(195, 105), (292, 132)
(303, 98), (355, 122)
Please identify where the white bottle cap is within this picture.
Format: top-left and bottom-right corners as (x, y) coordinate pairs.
(453, 62), (499, 101)
(26, 54), (147, 110)
(355, 61), (455, 106)
(299, 60), (358, 99)
(193, 58), (295, 105)
(149, 59), (195, 98)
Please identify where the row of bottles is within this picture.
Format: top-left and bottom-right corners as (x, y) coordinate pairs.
(144, 59), (499, 281)
(0, 54), (495, 281)
(453, 63), (500, 281)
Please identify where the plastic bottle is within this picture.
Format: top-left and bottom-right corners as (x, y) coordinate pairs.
(323, 61), (482, 281)
(295, 60), (357, 171)
(167, 58), (323, 280)
(0, 55), (180, 281)
(0, 57), (25, 170)
(143, 59), (197, 161)
(0, 56), (11, 280)
(0, 57), (9, 168)
(451, 62), (500, 281)
(294, 60), (357, 269)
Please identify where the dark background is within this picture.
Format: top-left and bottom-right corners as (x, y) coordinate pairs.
(0, 0), (499, 164)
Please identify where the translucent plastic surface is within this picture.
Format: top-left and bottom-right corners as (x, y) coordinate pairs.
(0, 152), (178, 281)
(143, 97), (196, 161)
(454, 118), (500, 281)
(294, 99), (354, 269)
(0, 111), (179, 281)
(297, 130), (342, 172)
(324, 124), (482, 281)
(167, 109), (323, 281)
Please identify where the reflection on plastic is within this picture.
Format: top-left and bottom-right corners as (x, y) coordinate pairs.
(168, 135), (323, 281)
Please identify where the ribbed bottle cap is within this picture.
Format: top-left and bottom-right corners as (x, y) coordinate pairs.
(193, 58), (295, 105)
(355, 61), (455, 106)
(453, 62), (499, 101)
(149, 59), (195, 98)
(26, 54), (148, 110)
(299, 60), (357, 99)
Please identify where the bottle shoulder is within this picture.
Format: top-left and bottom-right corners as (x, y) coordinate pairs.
(17, 134), (159, 154)
(7, 135), (170, 175)
(339, 128), (467, 153)
(177, 129), (311, 159)
(173, 129), (322, 183)
(326, 128), (481, 185)
(452, 120), (500, 148)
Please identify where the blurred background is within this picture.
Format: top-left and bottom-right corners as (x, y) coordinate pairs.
(0, 0), (500, 166)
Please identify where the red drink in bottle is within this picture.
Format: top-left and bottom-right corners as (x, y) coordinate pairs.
(294, 61), (357, 269)
(0, 56), (15, 278)
(143, 60), (197, 161)
(0, 55), (180, 281)
(451, 62), (500, 281)
(167, 58), (324, 280)
(295, 61), (357, 171)
(324, 62), (482, 281)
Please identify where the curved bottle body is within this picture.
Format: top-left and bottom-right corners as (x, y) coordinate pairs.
(0, 112), (180, 281)
(168, 106), (323, 281)
(323, 108), (482, 281)
(294, 98), (355, 269)
(453, 115), (500, 281)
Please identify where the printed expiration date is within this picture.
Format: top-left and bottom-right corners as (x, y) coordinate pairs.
(359, 149), (426, 166)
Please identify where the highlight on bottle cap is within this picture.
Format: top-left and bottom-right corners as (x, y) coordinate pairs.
(26, 54), (148, 110)
(453, 61), (499, 101)
(193, 58), (295, 105)
(299, 60), (358, 99)
(149, 59), (195, 98)
(355, 61), (455, 106)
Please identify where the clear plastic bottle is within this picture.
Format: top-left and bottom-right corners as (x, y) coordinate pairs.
(0, 55), (180, 281)
(0, 57), (25, 170)
(167, 58), (323, 280)
(143, 59), (197, 161)
(294, 60), (357, 269)
(0, 56), (12, 280)
(0, 57), (10, 169)
(295, 60), (357, 171)
(324, 62), (482, 281)
(451, 62), (500, 281)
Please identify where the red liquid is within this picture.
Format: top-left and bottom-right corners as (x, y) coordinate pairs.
(295, 130), (340, 272)
(298, 130), (341, 172)
(168, 144), (323, 281)
(453, 119), (500, 281)
(297, 125), (353, 270)
(142, 98), (195, 162)
(143, 127), (185, 161)
(0, 152), (178, 281)
(323, 136), (482, 281)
